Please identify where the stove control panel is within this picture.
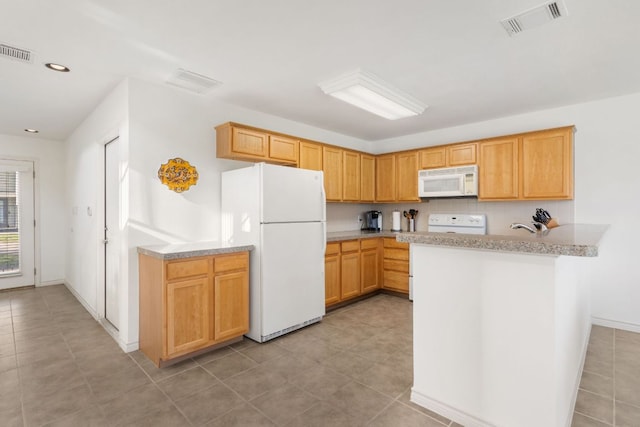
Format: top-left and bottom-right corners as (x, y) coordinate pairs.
(428, 213), (487, 234)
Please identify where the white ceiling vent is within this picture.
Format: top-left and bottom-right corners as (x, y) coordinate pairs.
(166, 69), (222, 94)
(500, 0), (568, 36)
(0, 43), (33, 63)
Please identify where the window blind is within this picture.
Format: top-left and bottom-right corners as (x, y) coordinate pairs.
(0, 171), (20, 274)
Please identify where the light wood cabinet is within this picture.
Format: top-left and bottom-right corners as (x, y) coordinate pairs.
(215, 122), (298, 165)
(479, 126), (573, 201)
(269, 134), (299, 164)
(479, 137), (520, 200)
(360, 154), (376, 202)
(419, 147), (447, 169)
(340, 241), (361, 300)
(396, 151), (419, 201)
(382, 238), (409, 294)
(342, 151), (361, 201)
(376, 154), (397, 202)
(448, 142), (477, 166)
(324, 243), (341, 306)
(360, 239), (380, 294)
(139, 251), (249, 367)
(520, 127), (573, 200)
(325, 238), (382, 307)
(299, 141), (323, 171)
(323, 146), (343, 202)
(419, 142), (477, 169)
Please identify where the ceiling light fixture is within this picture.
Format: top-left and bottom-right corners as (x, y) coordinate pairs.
(24, 128), (39, 133)
(45, 62), (70, 72)
(318, 69), (427, 120)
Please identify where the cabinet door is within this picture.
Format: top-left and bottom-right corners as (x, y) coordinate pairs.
(231, 127), (268, 157)
(419, 147), (447, 169)
(479, 137), (519, 200)
(166, 277), (211, 357)
(521, 128), (573, 199)
(361, 248), (379, 294)
(323, 146), (343, 201)
(448, 143), (477, 166)
(396, 151), (419, 201)
(299, 141), (323, 171)
(269, 135), (299, 163)
(325, 252), (341, 306)
(342, 151), (361, 201)
(213, 270), (249, 342)
(360, 154), (376, 202)
(376, 154), (396, 202)
(340, 252), (360, 300)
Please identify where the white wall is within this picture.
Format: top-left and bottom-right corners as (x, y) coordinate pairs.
(0, 134), (65, 285)
(370, 91), (640, 330)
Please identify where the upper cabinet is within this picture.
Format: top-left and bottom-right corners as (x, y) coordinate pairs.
(216, 122), (299, 166)
(419, 142), (477, 169)
(375, 154), (397, 202)
(479, 137), (520, 200)
(479, 126), (574, 201)
(299, 140), (323, 171)
(215, 121), (574, 204)
(323, 146), (343, 201)
(520, 127), (573, 200)
(396, 151), (419, 202)
(360, 154), (376, 202)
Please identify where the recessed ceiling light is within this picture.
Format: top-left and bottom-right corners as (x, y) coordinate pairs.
(318, 69), (427, 120)
(24, 128), (39, 133)
(45, 63), (70, 72)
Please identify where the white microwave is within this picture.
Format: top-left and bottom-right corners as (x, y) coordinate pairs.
(418, 165), (478, 198)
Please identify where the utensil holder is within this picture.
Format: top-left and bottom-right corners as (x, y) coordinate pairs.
(408, 218), (415, 232)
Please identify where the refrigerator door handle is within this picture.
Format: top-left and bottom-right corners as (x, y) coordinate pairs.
(322, 221), (327, 254)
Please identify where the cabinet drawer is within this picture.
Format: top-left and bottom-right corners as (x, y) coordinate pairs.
(341, 240), (360, 253)
(325, 242), (341, 256)
(384, 248), (409, 261)
(360, 238), (379, 250)
(166, 258), (210, 281)
(383, 238), (408, 250)
(383, 270), (409, 291)
(215, 252), (249, 273)
(384, 259), (409, 273)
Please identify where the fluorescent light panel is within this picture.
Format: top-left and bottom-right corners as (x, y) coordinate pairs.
(319, 69), (427, 120)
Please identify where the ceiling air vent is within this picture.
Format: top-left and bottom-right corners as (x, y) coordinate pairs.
(166, 69), (222, 94)
(0, 43), (33, 63)
(500, 0), (568, 36)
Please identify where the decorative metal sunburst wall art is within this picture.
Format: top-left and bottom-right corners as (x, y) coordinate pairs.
(157, 158), (199, 193)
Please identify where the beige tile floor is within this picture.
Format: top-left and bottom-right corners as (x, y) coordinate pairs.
(0, 284), (638, 426)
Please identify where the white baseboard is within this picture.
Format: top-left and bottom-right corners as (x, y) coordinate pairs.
(63, 281), (98, 320)
(410, 388), (496, 427)
(592, 316), (640, 333)
(37, 280), (65, 287)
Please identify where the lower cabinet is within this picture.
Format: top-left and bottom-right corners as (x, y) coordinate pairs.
(139, 251), (249, 367)
(325, 238), (382, 307)
(382, 238), (410, 294)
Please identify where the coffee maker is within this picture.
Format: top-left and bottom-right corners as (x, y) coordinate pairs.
(362, 210), (383, 232)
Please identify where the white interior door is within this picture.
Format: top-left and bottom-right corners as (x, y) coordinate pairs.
(104, 138), (120, 329)
(0, 160), (35, 290)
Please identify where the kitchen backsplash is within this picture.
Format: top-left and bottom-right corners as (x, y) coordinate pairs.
(326, 199), (575, 235)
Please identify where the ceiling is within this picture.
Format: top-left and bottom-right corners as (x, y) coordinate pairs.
(2, 0), (640, 142)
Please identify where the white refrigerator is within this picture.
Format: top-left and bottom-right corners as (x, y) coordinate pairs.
(221, 163), (326, 342)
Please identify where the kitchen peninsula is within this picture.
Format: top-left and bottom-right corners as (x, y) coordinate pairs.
(398, 225), (608, 427)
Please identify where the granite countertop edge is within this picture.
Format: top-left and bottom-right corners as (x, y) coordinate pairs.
(396, 224), (609, 257)
(326, 230), (401, 242)
(137, 242), (254, 260)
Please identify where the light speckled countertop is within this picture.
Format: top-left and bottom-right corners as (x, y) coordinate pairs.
(396, 224), (609, 257)
(326, 230), (401, 242)
(137, 241), (254, 260)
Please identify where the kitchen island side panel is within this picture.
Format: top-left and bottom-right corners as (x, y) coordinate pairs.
(410, 245), (590, 427)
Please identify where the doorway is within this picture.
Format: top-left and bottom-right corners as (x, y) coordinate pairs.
(104, 138), (120, 329)
(0, 159), (35, 291)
